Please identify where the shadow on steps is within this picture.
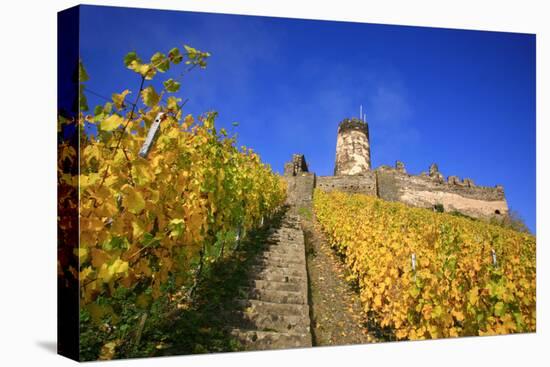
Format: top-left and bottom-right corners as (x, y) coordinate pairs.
(157, 208), (289, 356)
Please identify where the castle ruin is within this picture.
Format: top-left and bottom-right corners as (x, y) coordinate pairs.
(334, 119), (371, 175)
(283, 117), (509, 220)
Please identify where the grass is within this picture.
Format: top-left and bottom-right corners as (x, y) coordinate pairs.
(298, 206), (313, 220)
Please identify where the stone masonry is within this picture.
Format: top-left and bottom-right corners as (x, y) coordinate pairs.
(334, 118), (371, 175)
(284, 154), (309, 176)
(376, 163), (508, 218)
(283, 117), (509, 220)
(283, 154), (316, 207)
(316, 174), (377, 196)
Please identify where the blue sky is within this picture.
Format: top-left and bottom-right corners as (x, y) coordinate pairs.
(79, 5), (536, 232)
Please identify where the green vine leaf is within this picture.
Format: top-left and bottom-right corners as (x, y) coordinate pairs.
(123, 51), (140, 67)
(79, 60), (90, 82)
(163, 79), (181, 93)
(151, 52), (170, 73)
(168, 47), (183, 64)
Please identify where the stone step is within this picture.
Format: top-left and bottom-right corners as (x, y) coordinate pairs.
(269, 230), (302, 238)
(262, 250), (305, 262)
(264, 237), (303, 246)
(258, 258), (305, 268)
(253, 271), (307, 286)
(228, 210), (312, 351)
(250, 262), (307, 278)
(266, 240), (302, 247)
(248, 279), (306, 293)
(239, 286), (307, 305)
(261, 247), (304, 256)
(235, 299), (309, 318)
(230, 309), (310, 334)
(230, 329), (312, 351)
(259, 253), (305, 265)
(281, 221), (301, 228)
(264, 238), (303, 245)
(253, 258), (306, 270)
(267, 230), (301, 238)
(261, 247), (305, 259)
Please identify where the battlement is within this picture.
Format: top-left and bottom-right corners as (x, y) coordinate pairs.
(377, 161), (505, 200)
(337, 118), (370, 137)
(281, 115), (508, 220)
(374, 161), (508, 218)
(376, 161), (504, 200)
(282, 153), (508, 220)
(284, 154), (309, 176)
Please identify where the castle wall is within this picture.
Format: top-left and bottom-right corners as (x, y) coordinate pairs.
(316, 174), (377, 196)
(283, 113), (509, 221)
(376, 168), (508, 219)
(283, 173), (315, 208)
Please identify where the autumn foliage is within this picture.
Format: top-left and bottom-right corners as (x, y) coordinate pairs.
(313, 189), (536, 340)
(58, 44), (286, 359)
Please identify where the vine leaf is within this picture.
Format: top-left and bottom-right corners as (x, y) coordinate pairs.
(100, 114), (124, 131)
(123, 51), (140, 67)
(79, 60), (90, 82)
(151, 52), (170, 72)
(124, 186), (146, 214)
(141, 86), (160, 108)
(163, 78), (181, 93)
(168, 47), (183, 64)
(112, 89), (131, 110)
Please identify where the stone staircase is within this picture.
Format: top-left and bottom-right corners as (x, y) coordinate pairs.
(228, 212), (312, 351)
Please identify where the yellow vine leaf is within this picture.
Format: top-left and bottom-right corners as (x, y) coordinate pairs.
(131, 160), (154, 185)
(80, 266), (93, 280)
(468, 287), (479, 306)
(452, 309), (465, 322)
(98, 259), (129, 283)
(124, 187), (145, 214)
(313, 189), (535, 340)
(99, 340), (119, 360)
(74, 247), (89, 263)
(132, 221), (145, 239)
(112, 89), (131, 110)
(141, 86), (160, 108)
(73, 47), (290, 360)
(101, 114), (124, 131)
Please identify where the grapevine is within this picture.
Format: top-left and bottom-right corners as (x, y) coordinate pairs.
(58, 44), (286, 359)
(313, 189), (535, 340)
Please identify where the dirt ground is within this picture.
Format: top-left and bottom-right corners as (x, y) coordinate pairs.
(301, 212), (377, 346)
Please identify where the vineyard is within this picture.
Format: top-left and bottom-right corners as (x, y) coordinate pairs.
(55, 40), (536, 362)
(58, 44), (286, 360)
(313, 189), (536, 340)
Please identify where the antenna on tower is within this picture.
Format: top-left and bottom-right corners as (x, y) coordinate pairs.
(360, 105), (363, 121)
(363, 112), (366, 122)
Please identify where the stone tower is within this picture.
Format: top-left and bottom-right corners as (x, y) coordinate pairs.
(334, 118), (371, 175)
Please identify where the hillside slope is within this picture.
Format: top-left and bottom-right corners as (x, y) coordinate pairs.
(313, 189), (536, 340)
